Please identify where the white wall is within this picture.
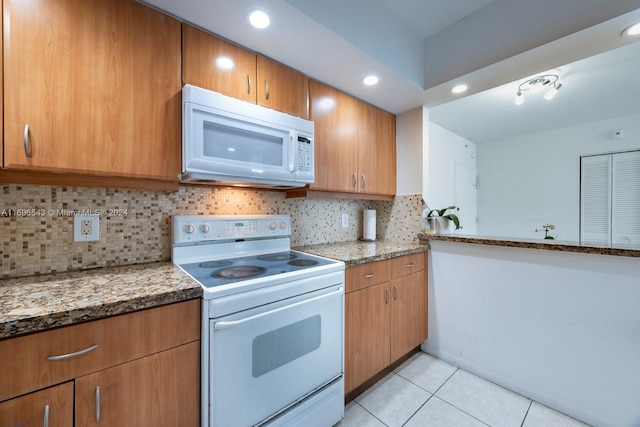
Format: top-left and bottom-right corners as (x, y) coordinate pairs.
(396, 107), (425, 195)
(477, 112), (640, 241)
(426, 123), (477, 233)
(423, 240), (640, 427)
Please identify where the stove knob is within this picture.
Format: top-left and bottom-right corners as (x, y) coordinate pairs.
(280, 221), (286, 229)
(269, 222), (276, 230)
(184, 224), (195, 234)
(199, 223), (210, 233)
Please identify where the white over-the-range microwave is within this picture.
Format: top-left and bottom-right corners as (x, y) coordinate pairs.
(182, 84), (314, 189)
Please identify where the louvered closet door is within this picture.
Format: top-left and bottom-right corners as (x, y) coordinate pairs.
(612, 151), (640, 247)
(581, 155), (612, 245)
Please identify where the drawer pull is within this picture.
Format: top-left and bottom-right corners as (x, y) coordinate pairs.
(46, 344), (99, 361)
(364, 273), (375, 278)
(44, 404), (50, 427)
(24, 124), (32, 157)
(96, 386), (101, 422)
(406, 263), (414, 268)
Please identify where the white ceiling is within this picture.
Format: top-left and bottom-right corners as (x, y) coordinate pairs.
(142, 0), (640, 137)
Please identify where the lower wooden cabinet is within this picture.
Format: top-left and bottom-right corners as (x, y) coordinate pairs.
(75, 341), (199, 426)
(0, 300), (201, 426)
(0, 382), (74, 427)
(345, 253), (428, 394)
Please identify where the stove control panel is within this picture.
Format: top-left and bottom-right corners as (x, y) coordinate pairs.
(172, 215), (291, 244)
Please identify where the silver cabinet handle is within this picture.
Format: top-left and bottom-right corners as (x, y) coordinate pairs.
(46, 344), (99, 361)
(364, 273), (375, 278)
(362, 175), (366, 189)
(24, 124), (32, 157)
(95, 386), (101, 422)
(44, 404), (50, 427)
(394, 285), (399, 300)
(385, 288), (390, 304)
(406, 263), (414, 268)
(247, 74), (251, 94)
(265, 80), (269, 100)
(352, 173), (357, 188)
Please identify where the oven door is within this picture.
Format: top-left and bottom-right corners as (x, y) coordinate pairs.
(210, 284), (343, 427)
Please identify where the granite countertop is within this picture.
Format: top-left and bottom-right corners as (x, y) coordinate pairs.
(0, 262), (202, 340)
(294, 240), (428, 266)
(420, 233), (640, 258)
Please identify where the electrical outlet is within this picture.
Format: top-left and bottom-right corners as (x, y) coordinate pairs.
(341, 213), (349, 228)
(74, 214), (99, 242)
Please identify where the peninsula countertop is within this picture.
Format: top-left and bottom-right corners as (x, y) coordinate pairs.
(420, 233), (640, 258)
(0, 262), (201, 339)
(294, 240), (428, 266)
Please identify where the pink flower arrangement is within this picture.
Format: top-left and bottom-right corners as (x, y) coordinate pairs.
(535, 224), (556, 240)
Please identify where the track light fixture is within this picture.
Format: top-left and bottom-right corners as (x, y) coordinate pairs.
(515, 74), (562, 105)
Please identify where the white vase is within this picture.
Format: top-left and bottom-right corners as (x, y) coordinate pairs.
(435, 217), (451, 234)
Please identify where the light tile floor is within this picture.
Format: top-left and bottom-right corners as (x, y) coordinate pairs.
(336, 352), (590, 427)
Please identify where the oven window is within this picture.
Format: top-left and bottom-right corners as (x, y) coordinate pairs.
(252, 315), (321, 378)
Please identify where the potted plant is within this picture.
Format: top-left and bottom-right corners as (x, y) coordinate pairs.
(425, 205), (461, 234)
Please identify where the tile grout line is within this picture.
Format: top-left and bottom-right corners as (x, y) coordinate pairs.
(352, 398), (391, 427)
(520, 400), (533, 427)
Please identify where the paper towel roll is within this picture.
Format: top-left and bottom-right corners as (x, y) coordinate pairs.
(363, 209), (376, 241)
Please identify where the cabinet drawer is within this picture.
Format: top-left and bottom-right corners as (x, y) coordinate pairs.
(346, 260), (391, 293)
(0, 299), (200, 402)
(390, 253), (425, 278)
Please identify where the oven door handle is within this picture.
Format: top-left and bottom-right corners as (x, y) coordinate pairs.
(214, 286), (343, 331)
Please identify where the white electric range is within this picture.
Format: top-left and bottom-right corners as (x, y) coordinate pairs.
(172, 215), (345, 427)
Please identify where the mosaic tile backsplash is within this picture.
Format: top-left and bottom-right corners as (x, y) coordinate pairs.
(1, 185), (421, 279)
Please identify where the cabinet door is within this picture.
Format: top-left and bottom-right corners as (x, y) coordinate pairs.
(0, 382), (73, 427)
(357, 101), (397, 196)
(75, 341), (200, 427)
(309, 80), (358, 193)
(390, 270), (427, 362)
(3, 0), (181, 180)
(345, 283), (390, 393)
(257, 56), (309, 118)
(182, 23), (256, 103)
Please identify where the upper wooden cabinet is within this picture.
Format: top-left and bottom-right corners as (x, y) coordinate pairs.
(182, 23), (256, 103)
(256, 55), (309, 118)
(308, 80), (359, 193)
(357, 101), (397, 196)
(297, 80), (396, 199)
(2, 0), (182, 187)
(182, 24), (309, 119)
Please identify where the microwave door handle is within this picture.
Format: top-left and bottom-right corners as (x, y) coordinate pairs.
(288, 131), (296, 172)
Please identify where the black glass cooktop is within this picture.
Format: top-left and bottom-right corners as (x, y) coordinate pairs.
(180, 251), (335, 288)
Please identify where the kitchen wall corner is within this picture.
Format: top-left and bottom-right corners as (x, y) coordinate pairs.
(0, 184), (421, 279)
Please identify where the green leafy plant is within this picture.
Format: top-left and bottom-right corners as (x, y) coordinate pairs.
(535, 224), (556, 240)
(427, 205), (461, 230)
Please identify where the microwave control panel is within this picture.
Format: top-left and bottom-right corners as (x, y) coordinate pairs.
(297, 136), (313, 172)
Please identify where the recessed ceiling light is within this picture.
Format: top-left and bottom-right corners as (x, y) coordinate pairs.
(216, 56), (234, 70)
(622, 22), (640, 37)
(363, 75), (380, 86)
(451, 84), (468, 94)
(248, 10), (270, 29)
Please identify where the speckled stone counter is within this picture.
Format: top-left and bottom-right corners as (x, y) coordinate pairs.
(0, 262), (202, 339)
(294, 240), (428, 266)
(419, 233), (640, 258)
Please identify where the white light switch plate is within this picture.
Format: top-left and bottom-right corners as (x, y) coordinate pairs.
(74, 214), (99, 242)
(341, 213), (349, 228)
